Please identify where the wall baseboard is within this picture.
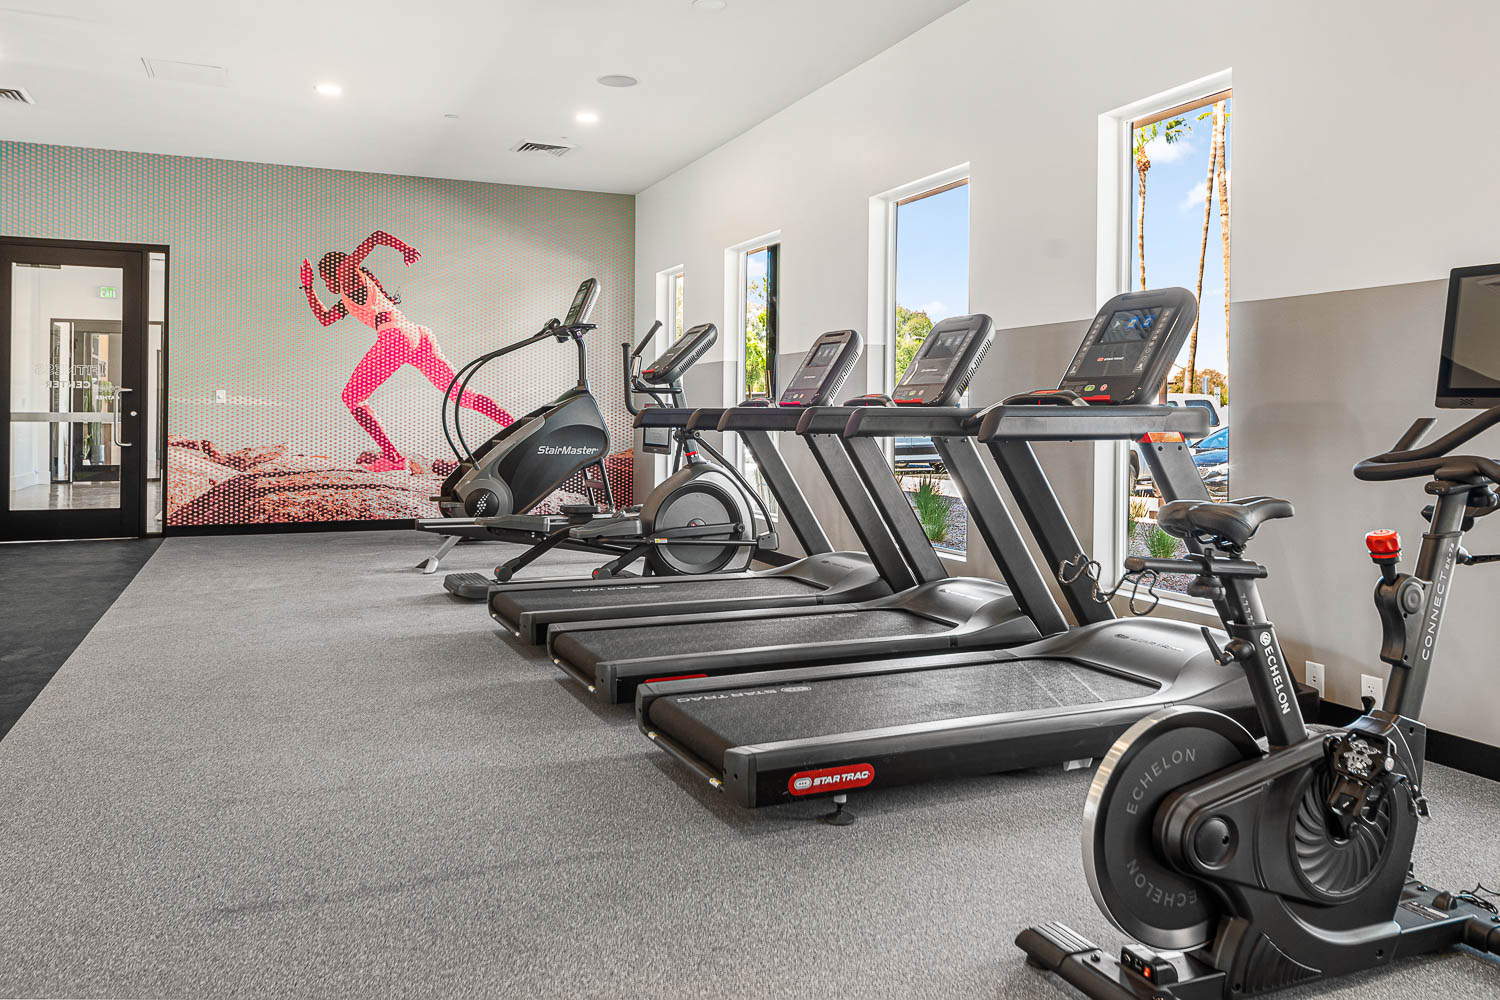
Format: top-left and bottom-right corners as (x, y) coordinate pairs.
(1319, 701), (1500, 783)
(166, 518), (416, 537)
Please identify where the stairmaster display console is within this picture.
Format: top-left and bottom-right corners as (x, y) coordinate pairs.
(892, 313), (994, 406)
(564, 278), (601, 326)
(1058, 287), (1197, 403)
(779, 329), (863, 406)
(642, 323), (717, 386)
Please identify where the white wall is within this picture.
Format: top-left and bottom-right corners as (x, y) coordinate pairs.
(634, 0), (1500, 746)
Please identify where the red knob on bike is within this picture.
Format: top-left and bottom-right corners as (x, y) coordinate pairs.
(1365, 529), (1401, 560)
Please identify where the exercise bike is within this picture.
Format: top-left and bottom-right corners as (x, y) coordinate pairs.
(415, 279), (618, 573)
(1017, 410), (1500, 997)
(444, 319), (777, 598)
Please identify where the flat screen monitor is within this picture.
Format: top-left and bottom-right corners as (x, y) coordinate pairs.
(1437, 263), (1500, 407)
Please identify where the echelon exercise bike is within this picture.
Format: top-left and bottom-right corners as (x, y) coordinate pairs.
(441, 318), (777, 598)
(1017, 408), (1500, 997)
(416, 278), (617, 573)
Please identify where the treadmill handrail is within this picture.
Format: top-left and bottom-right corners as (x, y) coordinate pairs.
(634, 406), (696, 429)
(715, 408), (811, 433)
(841, 406), (988, 438)
(686, 407), (730, 432)
(797, 406), (877, 435)
(976, 404), (1208, 442)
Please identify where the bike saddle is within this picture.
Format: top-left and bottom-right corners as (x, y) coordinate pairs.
(1158, 496), (1295, 549)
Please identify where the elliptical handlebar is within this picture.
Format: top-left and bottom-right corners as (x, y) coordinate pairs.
(630, 320), (664, 361)
(442, 317), (599, 465)
(622, 321), (665, 417)
(1354, 405), (1500, 482)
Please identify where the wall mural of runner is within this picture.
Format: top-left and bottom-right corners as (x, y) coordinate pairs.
(0, 141), (638, 530)
(300, 231), (513, 473)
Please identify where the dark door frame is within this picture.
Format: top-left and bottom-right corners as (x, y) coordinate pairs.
(1, 237), (169, 541)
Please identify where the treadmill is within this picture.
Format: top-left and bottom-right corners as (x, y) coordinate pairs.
(635, 287), (1318, 810)
(546, 313), (1065, 703)
(489, 329), (888, 643)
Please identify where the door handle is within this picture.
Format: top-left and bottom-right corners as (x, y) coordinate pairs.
(111, 386), (136, 447)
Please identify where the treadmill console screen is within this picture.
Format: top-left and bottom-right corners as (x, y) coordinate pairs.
(1437, 263), (1500, 407)
(894, 314), (994, 406)
(642, 323), (717, 385)
(779, 329), (862, 406)
(564, 278), (600, 326)
(1058, 289), (1195, 404)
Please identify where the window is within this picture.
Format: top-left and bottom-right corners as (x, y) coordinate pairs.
(725, 238), (780, 513)
(666, 268), (685, 342)
(652, 266), (686, 485)
(1120, 86), (1232, 595)
(890, 177), (970, 555)
(741, 243), (779, 399)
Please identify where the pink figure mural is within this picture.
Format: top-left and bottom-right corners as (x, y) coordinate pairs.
(301, 230), (512, 472)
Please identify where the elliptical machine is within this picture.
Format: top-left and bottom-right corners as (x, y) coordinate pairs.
(593, 318), (772, 578)
(1018, 428), (1500, 991)
(416, 279), (616, 572)
(442, 319), (776, 598)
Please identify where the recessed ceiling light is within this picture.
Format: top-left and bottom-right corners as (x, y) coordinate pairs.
(597, 74), (638, 88)
(314, 81), (342, 97)
(692, 0), (727, 9)
(575, 110), (600, 125)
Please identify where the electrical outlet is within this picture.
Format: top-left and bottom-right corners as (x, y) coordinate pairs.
(1361, 673), (1385, 706)
(214, 389), (227, 404)
(1305, 661), (1325, 698)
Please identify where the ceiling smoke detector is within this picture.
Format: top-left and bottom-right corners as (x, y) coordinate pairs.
(596, 75), (638, 88)
(510, 141), (575, 158)
(0, 87), (36, 105)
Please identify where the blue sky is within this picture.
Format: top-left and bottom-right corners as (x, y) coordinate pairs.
(895, 183), (970, 322)
(746, 246), (769, 308)
(1132, 99), (1232, 380)
(891, 104), (1230, 383)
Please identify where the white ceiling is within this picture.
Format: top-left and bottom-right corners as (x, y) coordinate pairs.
(0, 0), (968, 194)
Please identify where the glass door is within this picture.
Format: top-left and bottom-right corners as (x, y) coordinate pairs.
(2, 243), (147, 540)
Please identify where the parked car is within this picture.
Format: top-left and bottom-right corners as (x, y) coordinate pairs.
(894, 436), (945, 476)
(1199, 461), (1229, 498)
(1131, 424), (1229, 495)
(1191, 425), (1229, 467)
(1166, 393), (1227, 439)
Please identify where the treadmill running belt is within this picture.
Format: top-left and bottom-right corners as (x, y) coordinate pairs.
(496, 576), (818, 617)
(647, 658), (1156, 766)
(555, 609), (950, 671)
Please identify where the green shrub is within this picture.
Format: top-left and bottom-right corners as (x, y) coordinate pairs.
(1147, 524), (1179, 559)
(910, 476), (951, 543)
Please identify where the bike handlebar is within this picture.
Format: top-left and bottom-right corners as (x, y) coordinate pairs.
(1354, 405), (1500, 483)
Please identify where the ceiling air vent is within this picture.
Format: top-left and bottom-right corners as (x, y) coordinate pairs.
(510, 141), (574, 158)
(0, 87), (36, 105)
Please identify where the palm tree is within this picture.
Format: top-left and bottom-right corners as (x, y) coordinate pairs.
(1214, 102), (1231, 366)
(1131, 117), (1188, 289)
(1184, 108), (1219, 392)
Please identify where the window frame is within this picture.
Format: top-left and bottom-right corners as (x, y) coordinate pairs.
(1095, 72), (1232, 607)
(869, 166), (971, 400)
(651, 265), (687, 486)
(867, 165), (972, 561)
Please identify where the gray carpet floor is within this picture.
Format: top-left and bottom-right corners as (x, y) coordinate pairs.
(0, 530), (1496, 999)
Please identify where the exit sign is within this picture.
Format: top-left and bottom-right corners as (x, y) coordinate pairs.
(97, 286), (118, 299)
